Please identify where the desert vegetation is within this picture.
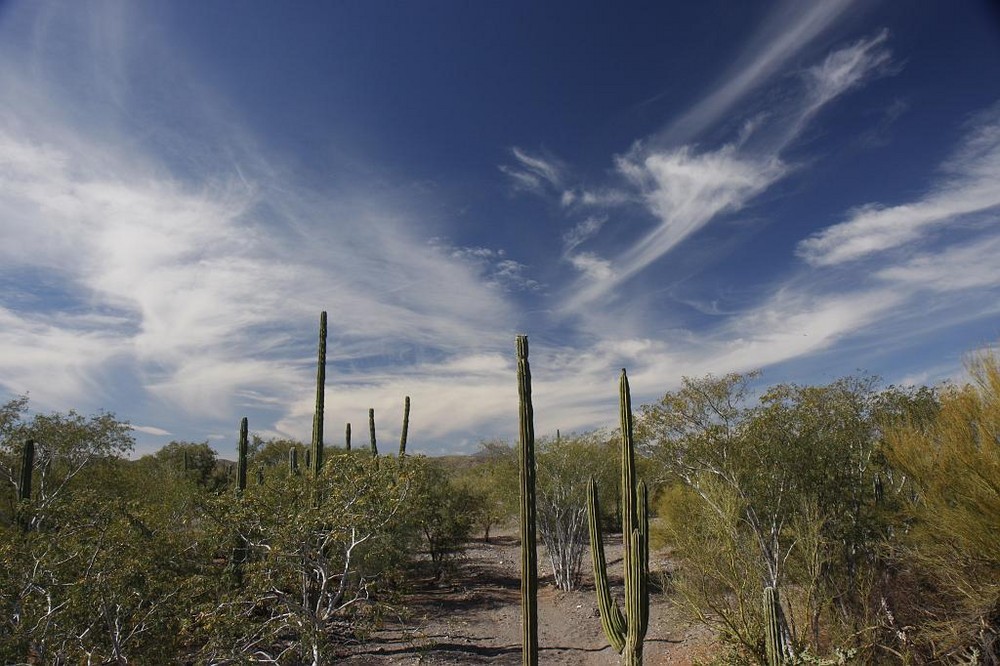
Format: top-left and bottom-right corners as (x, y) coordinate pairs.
(1, 318), (997, 664)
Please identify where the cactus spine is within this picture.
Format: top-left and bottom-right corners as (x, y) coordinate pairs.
(764, 586), (785, 666)
(237, 417), (248, 494)
(18, 439), (34, 502)
(311, 311), (327, 475)
(588, 369), (649, 665)
(345, 422), (351, 451)
(398, 396), (410, 457)
(515, 335), (539, 666)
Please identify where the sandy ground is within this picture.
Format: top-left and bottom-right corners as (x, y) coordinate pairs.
(334, 532), (717, 664)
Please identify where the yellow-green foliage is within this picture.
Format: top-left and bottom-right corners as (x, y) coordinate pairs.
(885, 350), (1000, 661)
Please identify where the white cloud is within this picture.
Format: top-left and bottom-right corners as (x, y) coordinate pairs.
(133, 425), (171, 436)
(499, 147), (565, 195)
(661, 0), (859, 143)
(568, 252), (615, 281)
(561, 30), (896, 312)
(798, 106), (1000, 266)
(711, 287), (905, 371)
(0, 306), (131, 408)
(803, 29), (893, 109)
(876, 232), (1000, 292)
(563, 216), (606, 252)
(0, 7), (523, 444)
(430, 240), (539, 292)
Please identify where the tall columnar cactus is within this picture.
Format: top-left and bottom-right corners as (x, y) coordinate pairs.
(237, 417), (248, 494)
(311, 311), (327, 475)
(345, 422), (352, 451)
(764, 586), (785, 666)
(515, 335), (539, 666)
(289, 448), (298, 475)
(398, 396), (410, 457)
(304, 449), (311, 470)
(588, 369), (649, 665)
(18, 439), (34, 502)
(369, 408), (378, 457)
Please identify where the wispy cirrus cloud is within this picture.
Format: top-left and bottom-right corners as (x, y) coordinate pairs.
(660, 0), (860, 144)
(875, 233), (1000, 292)
(499, 147), (565, 195)
(430, 240), (540, 292)
(562, 216), (607, 253)
(798, 105), (1000, 266)
(562, 29), (895, 311)
(0, 2), (523, 448)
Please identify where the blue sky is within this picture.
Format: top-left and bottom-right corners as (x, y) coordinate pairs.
(1, 1), (999, 456)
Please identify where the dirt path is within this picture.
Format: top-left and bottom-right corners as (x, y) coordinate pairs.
(334, 534), (716, 664)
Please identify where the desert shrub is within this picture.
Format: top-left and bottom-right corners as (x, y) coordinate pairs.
(462, 439), (519, 542)
(193, 451), (419, 664)
(535, 431), (618, 591)
(883, 350), (1000, 664)
(0, 401), (209, 665)
(640, 372), (935, 664)
(407, 459), (478, 570)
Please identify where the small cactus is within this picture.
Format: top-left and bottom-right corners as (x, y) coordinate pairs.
(345, 422), (351, 451)
(289, 448), (298, 475)
(764, 585), (785, 666)
(588, 369), (649, 665)
(369, 408), (378, 457)
(515, 335), (539, 666)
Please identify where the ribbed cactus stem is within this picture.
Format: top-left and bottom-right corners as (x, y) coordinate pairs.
(515, 335), (538, 666)
(304, 449), (311, 470)
(289, 448), (298, 474)
(765, 586), (784, 666)
(398, 396), (410, 457)
(369, 408), (378, 457)
(345, 422), (351, 451)
(588, 479), (626, 653)
(587, 369), (649, 665)
(237, 417), (248, 494)
(18, 439), (34, 502)
(311, 311), (327, 475)
(183, 450), (190, 472)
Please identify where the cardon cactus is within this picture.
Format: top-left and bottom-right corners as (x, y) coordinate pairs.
(237, 417), (248, 494)
(764, 585), (785, 666)
(17, 439), (34, 530)
(19, 439), (34, 502)
(289, 448), (298, 475)
(588, 369), (649, 665)
(345, 422), (352, 451)
(311, 311), (327, 475)
(398, 396), (411, 457)
(515, 335), (539, 666)
(369, 408), (378, 457)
